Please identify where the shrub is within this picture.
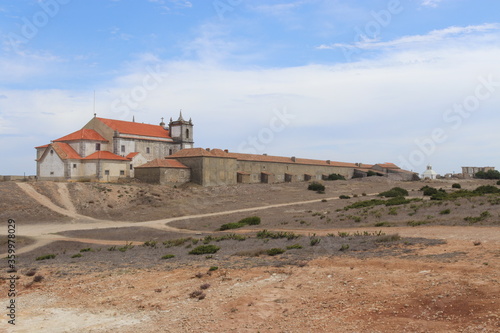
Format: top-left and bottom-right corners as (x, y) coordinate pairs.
(374, 222), (390, 227)
(327, 173), (345, 180)
(464, 211), (491, 224)
(161, 254), (175, 259)
(239, 216), (261, 225)
(200, 283), (210, 290)
(308, 182), (325, 192)
(407, 220), (430, 227)
(339, 195), (350, 199)
(286, 244), (303, 250)
(452, 183), (461, 189)
(474, 185), (500, 194)
(143, 240), (157, 248)
(25, 269), (37, 277)
(385, 197), (411, 206)
(375, 234), (401, 242)
(219, 222), (246, 231)
(36, 254), (56, 261)
(475, 170), (500, 179)
(189, 245), (220, 255)
(420, 185), (438, 196)
(219, 216), (261, 231)
(71, 253), (82, 258)
(33, 275), (44, 283)
(266, 248), (286, 256)
(339, 244), (349, 251)
(430, 191), (448, 200)
(497, 180), (500, 185)
(79, 248), (92, 252)
(309, 237), (321, 246)
(208, 266), (218, 271)
(379, 187), (408, 198)
(257, 230), (300, 240)
(440, 209), (451, 215)
(163, 238), (192, 248)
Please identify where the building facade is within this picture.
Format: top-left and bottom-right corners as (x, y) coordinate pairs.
(35, 113), (193, 181)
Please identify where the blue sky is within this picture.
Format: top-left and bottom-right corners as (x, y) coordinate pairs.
(1, 0), (500, 176)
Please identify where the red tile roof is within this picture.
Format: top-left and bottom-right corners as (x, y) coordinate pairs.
(168, 148), (359, 168)
(97, 117), (171, 139)
(51, 142), (81, 160)
(375, 163), (400, 169)
(126, 152), (140, 159)
(83, 151), (130, 161)
(54, 129), (108, 142)
(136, 159), (189, 169)
(35, 144), (49, 149)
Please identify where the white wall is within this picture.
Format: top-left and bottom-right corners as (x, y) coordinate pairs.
(39, 149), (65, 178)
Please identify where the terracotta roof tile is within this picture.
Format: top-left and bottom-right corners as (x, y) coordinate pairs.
(35, 144), (49, 149)
(83, 151), (130, 161)
(51, 142), (81, 160)
(97, 117), (171, 139)
(375, 163), (400, 169)
(136, 159), (189, 169)
(126, 152), (140, 159)
(54, 129), (108, 142)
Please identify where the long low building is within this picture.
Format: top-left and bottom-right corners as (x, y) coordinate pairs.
(134, 148), (418, 186)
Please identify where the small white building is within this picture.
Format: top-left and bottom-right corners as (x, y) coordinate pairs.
(422, 165), (438, 180)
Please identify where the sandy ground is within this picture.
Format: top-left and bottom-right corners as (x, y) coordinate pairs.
(0, 179), (499, 332)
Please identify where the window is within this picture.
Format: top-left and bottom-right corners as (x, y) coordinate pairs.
(120, 170), (125, 176)
(146, 147), (150, 154)
(186, 128), (190, 139)
(130, 164), (133, 170)
(73, 164), (77, 169)
(169, 149), (173, 155)
(50, 150), (54, 155)
(121, 145), (125, 153)
(104, 170), (109, 176)
(50, 171), (54, 175)
(96, 143), (101, 151)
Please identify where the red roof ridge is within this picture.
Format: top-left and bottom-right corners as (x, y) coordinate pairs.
(136, 159), (189, 168)
(96, 117), (171, 139)
(54, 129), (108, 142)
(83, 151), (129, 161)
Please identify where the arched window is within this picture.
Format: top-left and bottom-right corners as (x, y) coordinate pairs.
(186, 128), (190, 139)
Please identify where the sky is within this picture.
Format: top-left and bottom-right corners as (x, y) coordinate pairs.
(1, 0), (500, 176)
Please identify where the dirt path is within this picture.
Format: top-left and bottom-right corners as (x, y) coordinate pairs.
(16, 183), (93, 220)
(55, 182), (77, 213)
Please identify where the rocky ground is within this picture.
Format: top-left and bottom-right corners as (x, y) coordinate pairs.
(0, 178), (498, 332)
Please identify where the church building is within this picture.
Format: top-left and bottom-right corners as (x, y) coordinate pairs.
(35, 112), (193, 181)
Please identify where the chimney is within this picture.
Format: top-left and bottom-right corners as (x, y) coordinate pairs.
(291, 156), (296, 162)
(224, 149), (229, 153)
(206, 148), (211, 152)
(326, 160), (331, 164)
(263, 153), (267, 156)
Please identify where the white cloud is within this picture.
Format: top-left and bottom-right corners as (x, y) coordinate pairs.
(318, 23), (500, 51)
(421, 0), (444, 8)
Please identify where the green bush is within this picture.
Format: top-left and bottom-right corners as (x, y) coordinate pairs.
(189, 245), (220, 255)
(257, 230), (300, 240)
(452, 183), (461, 189)
(219, 222), (246, 231)
(308, 182), (325, 192)
(385, 197), (411, 206)
(219, 216), (261, 231)
(266, 248), (286, 256)
(339, 195), (350, 199)
(239, 216), (261, 225)
(475, 170), (500, 179)
(474, 185), (500, 194)
(209, 266), (219, 271)
(327, 173), (345, 180)
(286, 244), (303, 250)
(71, 253), (82, 258)
(161, 254), (175, 259)
(379, 187), (408, 197)
(440, 209), (451, 215)
(36, 254), (56, 261)
(497, 180), (500, 185)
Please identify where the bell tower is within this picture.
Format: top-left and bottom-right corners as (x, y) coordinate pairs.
(169, 110), (194, 149)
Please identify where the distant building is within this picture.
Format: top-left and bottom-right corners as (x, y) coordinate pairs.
(461, 166), (495, 179)
(422, 165), (438, 180)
